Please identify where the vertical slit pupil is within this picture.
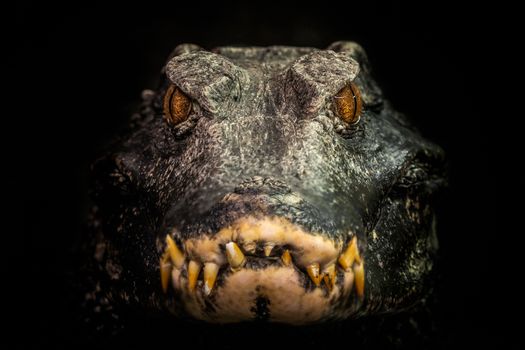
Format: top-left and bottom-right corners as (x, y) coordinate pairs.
(163, 85), (191, 125)
(334, 83), (362, 124)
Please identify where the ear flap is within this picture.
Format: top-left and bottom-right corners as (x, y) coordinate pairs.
(166, 43), (203, 62)
(162, 44), (203, 75)
(328, 41), (383, 109)
(327, 41), (371, 72)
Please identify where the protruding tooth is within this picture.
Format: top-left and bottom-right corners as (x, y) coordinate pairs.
(281, 250), (292, 266)
(354, 261), (365, 298)
(243, 241), (256, 254)
(171, 268), (181, 289)
(160, 253), (171, 293)
(343, 270), (354, 295)
(203, 263), (219, 296)
(166, 235), (185, 268)
(263, 242), (275, 257)
(306, 263), (321, 287)
(187, 260), (202, 292)
(322, 264), (336, 291)
(225, 242), (245, 270)
(338, 236), (361, 271)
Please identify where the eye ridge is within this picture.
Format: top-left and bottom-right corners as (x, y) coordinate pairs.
(163, 84), (192, 126)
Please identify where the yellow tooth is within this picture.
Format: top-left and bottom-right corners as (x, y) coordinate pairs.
(354, 261), (365, 298)
(171, 268), (181, 289)
(338, 236), (361, 271)
(322, 263), (336, 291)
(306, 263), (321, 286)
(203, 263), (219, 296)
(160, 253), (171, 293)
(343, 270), (354, 295)
(263, 242), (275, 257)
(166, 235), (185, 268)
(225, 242), (245, 270)
(187, 260), (202, 292)
(281, 249), (292, 266)
(243, 241), (256, 254)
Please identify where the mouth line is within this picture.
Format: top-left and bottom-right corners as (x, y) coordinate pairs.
(195, 255), (348, 297)
(159, 215), (366, 301)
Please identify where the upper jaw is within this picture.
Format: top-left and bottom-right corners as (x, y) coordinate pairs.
(173, 179), (347, 243)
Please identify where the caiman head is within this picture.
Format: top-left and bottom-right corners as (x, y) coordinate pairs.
(89, 42), (446, 324)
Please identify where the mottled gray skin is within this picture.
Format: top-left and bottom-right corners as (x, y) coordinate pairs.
(87, 42), (445, 323)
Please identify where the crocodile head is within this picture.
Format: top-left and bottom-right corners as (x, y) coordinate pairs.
(89, 42), (446, 324)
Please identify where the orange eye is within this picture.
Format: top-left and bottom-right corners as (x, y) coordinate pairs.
(333, 82), (363, 124)
(163, 84), (192, 125)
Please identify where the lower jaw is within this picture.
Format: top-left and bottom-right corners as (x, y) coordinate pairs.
(166, 264), (359, 324)
(159, 215), (366, 323)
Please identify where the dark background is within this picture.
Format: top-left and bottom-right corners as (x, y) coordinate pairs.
(12, 1), (509, 348)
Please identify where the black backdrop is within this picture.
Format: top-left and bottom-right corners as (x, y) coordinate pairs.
(13, 1), (507, 349)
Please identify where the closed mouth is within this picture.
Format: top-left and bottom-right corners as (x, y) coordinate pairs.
(159, 215), (366, 323)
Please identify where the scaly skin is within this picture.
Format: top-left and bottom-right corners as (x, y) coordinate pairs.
(86, 42), (446, 325)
